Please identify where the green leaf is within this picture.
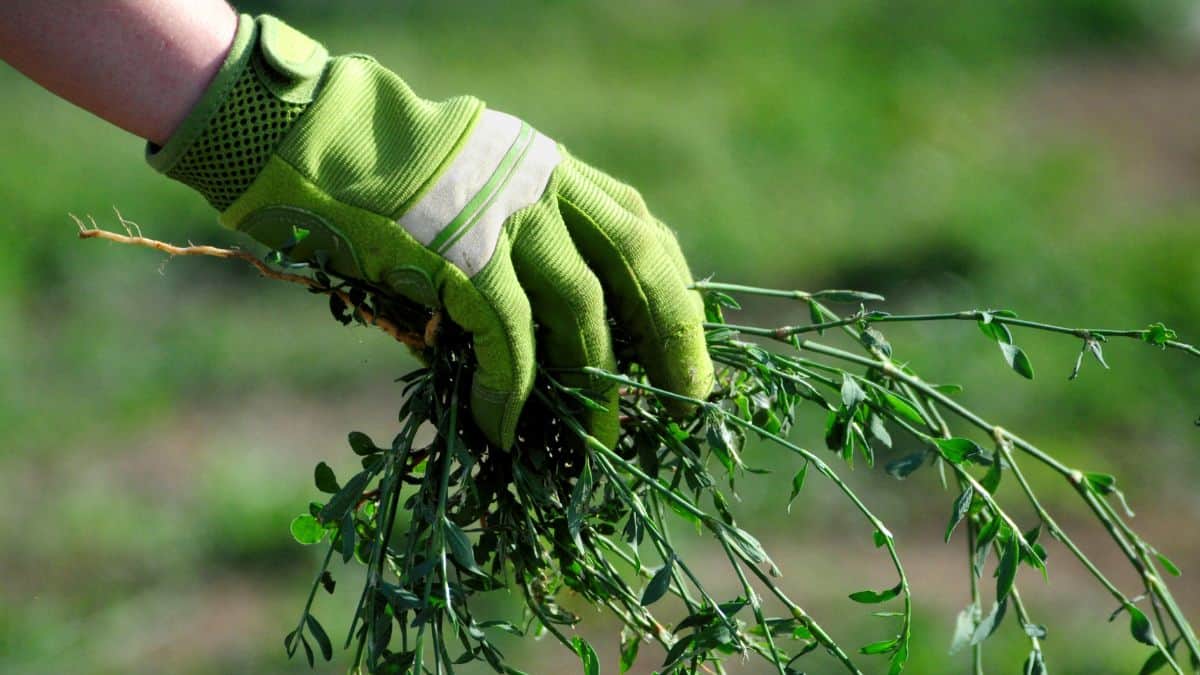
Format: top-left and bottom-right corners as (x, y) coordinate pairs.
(1139, 647), (1170, 675)
(1127, 604), (1155, 646)
(936, 437), (984, 464)
(347, 431), (377, 456)
(755, 618), (813, 642)
(571, 636), (600, 675)
(710, 289), (739, 308)
(314, 462), (339, 494)
(1143, 322), (1178, 347)
(841, 375), (866, 409)
(999, 342), (1035, 379)
(811, 289), (885, 303)
(477, 619), (523, 636)
(620, 634), (640, 673)
(289, 514), (326, 545)
(873, 530), (891, 548)
(706, 419), (743, 475)
(1084, 471), (1136, 515)
(712, 490), (735, 525)
(677, 601), (748, 634)
(444, 517), (483, 575)
(338, 511), (355, 563)
(855, 424), (875, 468)
(1020, 526), (1048, 574)
(641, 557), (675, 606)
(860, 638), (898, 655)
(283, 628), (298, 656)
(299, 633), (314, 667)
(824, 409), (850, 452)
(975, 517), (1001, 563)
(667, 503), (704, 534)
(706, 289), (741, 310)
(567, 459), (593, 546)
(752, 405), (783, 436)
(808, 300), (825, 332)
(305, 614), (333, 661)
(997, 532), (1019, 601)
(1156, 552), (1182, 577)
(970, 598), (1008, 646)
(860, 327), (892, 357)
(661, 634), (694, 670)
(945, 486), (974, 543)
(380, 584), (422, 612)
(977, 313), (1014, 344)
(849, 582), (902, 604)
(880, 391), (924, 426)
(727, 527), (770, 565)
(1084, 472), (1116, 494)
(980, 454), (1003, 493)
(318, 470), (371, 523)
(869, 414), (893, 448)
(787, 462), (808, 512)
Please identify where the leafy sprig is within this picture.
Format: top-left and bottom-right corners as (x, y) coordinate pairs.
(77, 220), (1199, 674)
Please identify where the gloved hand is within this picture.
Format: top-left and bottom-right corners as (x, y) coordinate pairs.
(148, 14), (713, 449)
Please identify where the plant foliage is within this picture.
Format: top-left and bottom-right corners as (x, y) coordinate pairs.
(78, 222), (1200, 674)
(283, 271), (1200, 675)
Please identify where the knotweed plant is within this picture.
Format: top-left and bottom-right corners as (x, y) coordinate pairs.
(80, 217), (1199, 675)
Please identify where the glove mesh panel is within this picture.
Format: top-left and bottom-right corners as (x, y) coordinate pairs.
(166, 69), (308, 210)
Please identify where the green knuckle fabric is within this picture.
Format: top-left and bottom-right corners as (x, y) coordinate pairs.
(557, 153), (713, 414)
(147, 13), (712, 449)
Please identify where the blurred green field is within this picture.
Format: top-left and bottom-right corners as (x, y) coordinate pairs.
(3, 1), (1200, 673)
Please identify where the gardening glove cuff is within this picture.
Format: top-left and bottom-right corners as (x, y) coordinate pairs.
(147, 13), (480, 247)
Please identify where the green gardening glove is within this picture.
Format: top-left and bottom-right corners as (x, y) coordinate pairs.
(148, 14), (713, 450)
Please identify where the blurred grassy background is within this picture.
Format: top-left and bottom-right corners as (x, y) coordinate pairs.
(3, 0), (1200, 672)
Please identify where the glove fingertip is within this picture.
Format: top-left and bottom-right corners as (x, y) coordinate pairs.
(470, 381), (525, 450)
(656, 324), (715, 418)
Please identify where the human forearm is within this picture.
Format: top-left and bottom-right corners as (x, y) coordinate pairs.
(0, 0), (238, 145)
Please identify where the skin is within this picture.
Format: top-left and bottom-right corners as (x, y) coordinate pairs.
(0, 0), (237, 146)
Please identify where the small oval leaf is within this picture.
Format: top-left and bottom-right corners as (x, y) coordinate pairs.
(849, 582), (903, 604)
(290, 514), (326, 545)
(936, 438), (983, 465)
(314, 462), (339, 494)
(1127, 605), (1155, 646)
(572, 636), (600, 675)
(996, 533), (1019, 602)
(999, 342), (1035, 379)
(641, 557), (675, 606)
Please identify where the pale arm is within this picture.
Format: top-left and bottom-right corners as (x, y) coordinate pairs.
(0, 0), (238, 146)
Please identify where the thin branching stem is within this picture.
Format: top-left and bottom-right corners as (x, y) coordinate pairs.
(696, 280), (1200, 359)
(721, 283), (1199, 670)
(90, 225), (1198, 674)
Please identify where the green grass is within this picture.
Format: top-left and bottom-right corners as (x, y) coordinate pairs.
(1, 1), (1197, 672)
